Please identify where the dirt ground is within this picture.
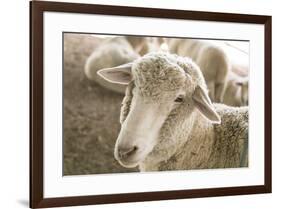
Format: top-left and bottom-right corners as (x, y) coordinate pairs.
(63, 33), (137, 175)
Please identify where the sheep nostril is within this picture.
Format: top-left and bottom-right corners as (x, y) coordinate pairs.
(118, 146), (138, 159)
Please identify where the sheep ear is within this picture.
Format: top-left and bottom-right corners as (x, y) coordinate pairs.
(97, 63), (133, 85)
(192, 85), (221, 124)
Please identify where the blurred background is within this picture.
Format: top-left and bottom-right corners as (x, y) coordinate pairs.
(63, 34), (138, 175)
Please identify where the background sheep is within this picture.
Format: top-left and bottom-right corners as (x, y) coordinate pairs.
(223, 70), (248, 106)
(87, 37), (249, 107)
(168, 39), (230, 103)
(85, 36), (140, 94)
(98, 52), (248, 171)
(85, 36), (165, 93)
(127, 36), (164, 55)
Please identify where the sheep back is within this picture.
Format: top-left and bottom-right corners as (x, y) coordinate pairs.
(211, 104), (248, 168)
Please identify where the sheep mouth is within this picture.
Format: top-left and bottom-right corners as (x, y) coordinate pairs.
(117, 158), (141, 168)
(114, 145), (146, 168)
(115, 151), (143, 168)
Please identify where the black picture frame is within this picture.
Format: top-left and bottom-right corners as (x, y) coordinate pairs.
(30, 1), (272, 208)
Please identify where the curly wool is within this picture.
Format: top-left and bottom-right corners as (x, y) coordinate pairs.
(131, 52), (206, 99)
(120, 52), (248, 171)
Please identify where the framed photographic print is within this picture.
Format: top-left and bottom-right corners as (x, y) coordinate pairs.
(30, 0), (272, 208)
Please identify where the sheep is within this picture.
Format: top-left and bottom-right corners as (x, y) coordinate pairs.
(84, 36), (140, 94)
(126, 36), (160, 56)
(85, 36), (165, 93)
(168, 39), (230, 103)
(97, 52), (248, 171)
(223, 70), (248, 106)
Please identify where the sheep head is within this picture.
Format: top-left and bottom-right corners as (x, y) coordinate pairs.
(236, 79), (249, 106)
(98, 52), (220, 168)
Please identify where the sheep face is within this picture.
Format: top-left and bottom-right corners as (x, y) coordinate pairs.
(98, 53), (221, 168)
(115, 68), (190, 167)
(114, 90), (188, 167)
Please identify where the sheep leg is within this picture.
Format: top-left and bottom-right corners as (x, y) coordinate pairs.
(214, 83), (226, 103)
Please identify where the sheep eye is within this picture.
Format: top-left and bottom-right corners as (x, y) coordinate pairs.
(174, 95), (184, 103)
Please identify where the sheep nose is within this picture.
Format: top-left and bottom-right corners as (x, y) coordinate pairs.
(118, 146), (138, 159)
